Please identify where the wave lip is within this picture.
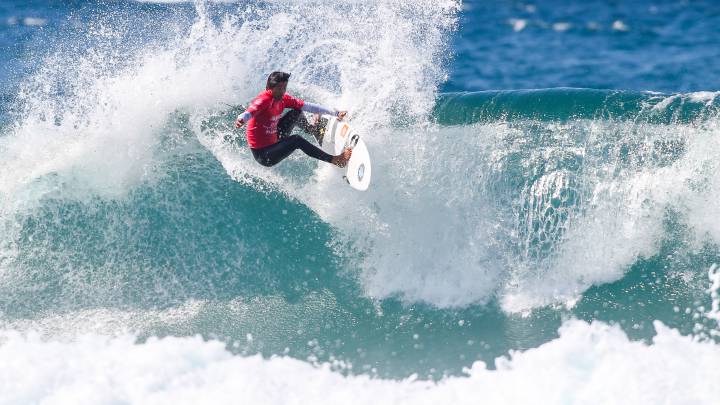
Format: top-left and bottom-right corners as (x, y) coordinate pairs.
(434, 88), (720, 125)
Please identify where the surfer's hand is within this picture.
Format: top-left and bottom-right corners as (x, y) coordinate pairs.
(235, 117), (245, 128)
(337, 111), (348, 121)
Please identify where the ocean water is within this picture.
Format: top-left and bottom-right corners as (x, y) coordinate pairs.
(2, 0), (720, 403)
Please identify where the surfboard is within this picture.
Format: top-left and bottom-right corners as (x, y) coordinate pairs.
(315, 115), (372, 191)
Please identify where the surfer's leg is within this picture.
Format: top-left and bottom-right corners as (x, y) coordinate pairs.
(289, 135), (334, 162)
(277, 109), (322, 142)
(277, 109), (310, 138)
(251, 140), (296, 166)
(251, 135), (333, 167)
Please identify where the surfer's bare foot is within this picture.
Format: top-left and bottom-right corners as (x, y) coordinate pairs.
(331, 148), (352, 168)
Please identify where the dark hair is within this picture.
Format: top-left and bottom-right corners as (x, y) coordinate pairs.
(266, 71), (291, 89)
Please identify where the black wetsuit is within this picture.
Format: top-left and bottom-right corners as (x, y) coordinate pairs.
(250, 110), (332, 167)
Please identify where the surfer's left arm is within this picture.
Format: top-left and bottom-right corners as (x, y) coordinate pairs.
(284, 94), (347, 120)
(301, 102), (347, 120)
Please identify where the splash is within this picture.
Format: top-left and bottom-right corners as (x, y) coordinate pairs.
(4, 0), (720, 316)
(2, 319), (720, 404)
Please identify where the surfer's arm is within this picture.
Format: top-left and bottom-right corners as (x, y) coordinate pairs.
(301, 102), (348, 120)
(301, 102), (336, 116)
(284, 94), (346, 120)
(235, 95), (272, 128)
(234, 109), (252, 128)
(236, 110), (252, 124)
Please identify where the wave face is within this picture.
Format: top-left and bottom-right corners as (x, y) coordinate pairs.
(428, 89), (720, 311)
(1, 0), (720, 399)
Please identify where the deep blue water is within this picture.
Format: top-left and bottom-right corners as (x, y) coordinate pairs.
(445, 0), (720, 92)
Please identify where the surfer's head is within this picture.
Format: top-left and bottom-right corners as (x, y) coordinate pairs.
(266, 71), (290, 99)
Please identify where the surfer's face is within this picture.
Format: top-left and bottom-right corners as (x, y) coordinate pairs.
(271, 82), (287, 99)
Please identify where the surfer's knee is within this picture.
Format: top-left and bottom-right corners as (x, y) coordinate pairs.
(288, 134), (304, 145)
(253, 154), (275, 167)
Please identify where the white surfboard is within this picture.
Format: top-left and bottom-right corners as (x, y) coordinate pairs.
(317, 115), (372, 191)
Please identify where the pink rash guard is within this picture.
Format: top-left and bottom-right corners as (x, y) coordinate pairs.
(239, 89), (339, 149)
(244, 90), (305, 149)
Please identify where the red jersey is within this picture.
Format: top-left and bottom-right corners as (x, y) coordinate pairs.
(245, 90), (305, 149)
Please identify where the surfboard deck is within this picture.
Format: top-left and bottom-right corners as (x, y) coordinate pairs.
(315, 115), (372, 191)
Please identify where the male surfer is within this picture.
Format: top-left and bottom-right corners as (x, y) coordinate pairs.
(235, 71), (352, 167)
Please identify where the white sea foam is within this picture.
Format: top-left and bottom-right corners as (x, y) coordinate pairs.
(612, 20), (629, 31)
(508, 18), (527, 32)
(0, 301), (206, 339)
(22, 17), (47, 27)
(687, 91), (720, 104)
(0, 319), (718, 404)
(501, 156), (669, 311)
(333, 116), (720, 311)
(0, 290), (345, 343)
(650, 91), (719, 111)
(0, 0), (463, 310)
(552, 22), (571, 32)
(346, 114), (720, 312)
(499, 119), (720, 312)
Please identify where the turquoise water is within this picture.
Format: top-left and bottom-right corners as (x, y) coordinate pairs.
(1, 0), (720, 402)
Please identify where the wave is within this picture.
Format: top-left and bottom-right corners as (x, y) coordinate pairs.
(434, 88), (720, 125)
(423, 89), (720, 311)
(1, 0), (720, 334)
(3, 0), (720, 394)
(0, 0), (460, 329)
(2, 319), (719, 404)
(6, 86), (717, 316)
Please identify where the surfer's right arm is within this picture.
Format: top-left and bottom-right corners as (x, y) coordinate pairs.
(234, 110), (252, 128)
(235, 96), (272, 128)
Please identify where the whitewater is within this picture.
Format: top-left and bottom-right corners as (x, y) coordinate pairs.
(2, 0), (720, 403)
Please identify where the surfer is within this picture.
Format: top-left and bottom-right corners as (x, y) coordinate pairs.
(235, 71), (352, 168)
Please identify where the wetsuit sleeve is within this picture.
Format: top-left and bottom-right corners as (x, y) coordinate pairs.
(301, 102), (338, 116)
(238, 110), (252, 122)
(282, 93), (305, 110)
